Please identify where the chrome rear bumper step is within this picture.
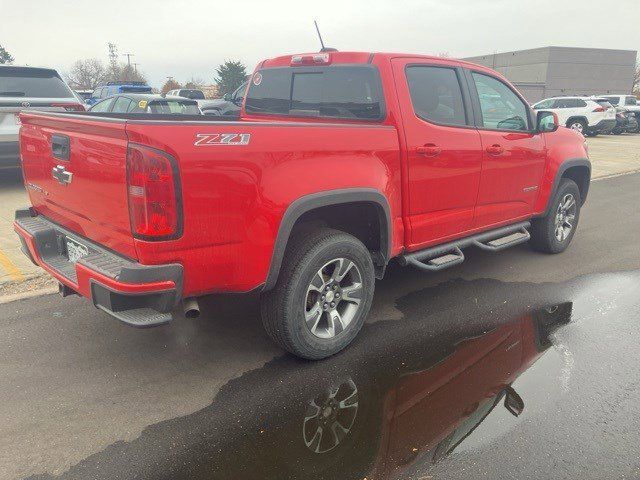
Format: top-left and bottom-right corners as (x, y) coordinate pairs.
(400, 222), (530, 273)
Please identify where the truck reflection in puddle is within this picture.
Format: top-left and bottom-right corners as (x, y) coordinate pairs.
(40, 303), (573, 480)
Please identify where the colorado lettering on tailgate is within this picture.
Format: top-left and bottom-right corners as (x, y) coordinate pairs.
(194, 133), (251, 146)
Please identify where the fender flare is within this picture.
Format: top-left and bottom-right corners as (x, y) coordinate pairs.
(263, 188), (392, 291)
(541, 158), (591, 217)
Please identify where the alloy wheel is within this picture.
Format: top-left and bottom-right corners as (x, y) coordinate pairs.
(304, 258), (363, 339)
(554, 193), (576, 242)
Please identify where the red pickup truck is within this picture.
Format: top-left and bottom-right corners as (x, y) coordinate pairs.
(14, 51), (590, 359)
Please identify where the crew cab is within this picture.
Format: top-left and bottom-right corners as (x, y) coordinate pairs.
(14, 51), (590, 359)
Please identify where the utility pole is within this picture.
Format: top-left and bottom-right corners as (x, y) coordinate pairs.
(132, 62), (140, 73)
(122, 53), (134, 67)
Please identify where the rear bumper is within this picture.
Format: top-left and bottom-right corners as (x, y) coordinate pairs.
(0, 141), (19, 169)
(14, 208), (183, 327)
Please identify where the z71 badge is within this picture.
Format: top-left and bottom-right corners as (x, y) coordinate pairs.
(194, 133), (251, 146)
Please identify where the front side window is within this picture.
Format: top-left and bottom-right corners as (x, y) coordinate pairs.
(405, 66), (467, 126)
(625, 96), (637, 106)
(472, 72), (530, 131)
(245, 66), (384, 120)
(111, 96), (132, 113)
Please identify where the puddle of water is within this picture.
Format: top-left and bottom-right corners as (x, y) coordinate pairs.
(25, 271), (640, 480)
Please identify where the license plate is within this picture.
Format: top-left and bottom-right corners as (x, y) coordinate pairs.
(66, 237), (89, 263)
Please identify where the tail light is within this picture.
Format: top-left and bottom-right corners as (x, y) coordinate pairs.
(592, 106), (605, 112)
(126, 144), (182, 239)
(52, 103), (86, 112)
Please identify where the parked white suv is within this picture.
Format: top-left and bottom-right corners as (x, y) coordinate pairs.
(532, 96), (616, 136)
(1, 65), (85, 170)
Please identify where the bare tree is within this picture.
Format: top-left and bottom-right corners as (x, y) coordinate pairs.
(184, 77), (205, 89)
(65, 59), (107, 90)
(633, 64), (640, 94)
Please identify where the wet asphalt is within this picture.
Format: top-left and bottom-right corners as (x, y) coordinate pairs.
(0, 173), (639, 480)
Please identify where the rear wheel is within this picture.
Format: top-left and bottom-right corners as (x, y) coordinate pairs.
(530, 178), (581, 254)
(261, 228), (375, 360)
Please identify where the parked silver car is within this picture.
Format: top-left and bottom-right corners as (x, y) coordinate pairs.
(0, 65), (84, 170)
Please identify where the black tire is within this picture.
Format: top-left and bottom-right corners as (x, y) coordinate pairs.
(566, 119), (587, 135)
(530, 179), (581, 254)
(261, 228), (375, 360)
(612, 127), (622, 135)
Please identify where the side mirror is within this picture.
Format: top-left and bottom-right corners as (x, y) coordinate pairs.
(503, 386), (525, 417)
(537, 110), (558, 133)
(223, 93), (231, 101)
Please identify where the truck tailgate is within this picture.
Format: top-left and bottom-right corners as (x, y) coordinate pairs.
(19, 112), (137, 259)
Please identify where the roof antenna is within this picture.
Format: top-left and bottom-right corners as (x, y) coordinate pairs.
(314, 20), (338, 52)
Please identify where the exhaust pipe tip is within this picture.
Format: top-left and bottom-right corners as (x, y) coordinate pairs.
(183, 297), (200, 319)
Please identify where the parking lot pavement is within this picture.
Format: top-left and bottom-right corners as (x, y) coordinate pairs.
(587, 133), (640, 179)
(0, 133), (639, 295)
(0, 173), (638, 480)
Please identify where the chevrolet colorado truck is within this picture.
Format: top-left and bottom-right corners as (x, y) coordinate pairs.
(14, 51), (590, 359)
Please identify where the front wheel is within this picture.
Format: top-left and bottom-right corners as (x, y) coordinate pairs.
(567, 119), (587, 135)
(261, 228), (375, 360)
(530, 179), (581, 254)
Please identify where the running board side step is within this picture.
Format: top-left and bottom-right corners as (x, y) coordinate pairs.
(400, 222), (530, 273)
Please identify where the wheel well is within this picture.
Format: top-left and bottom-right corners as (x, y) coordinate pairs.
(290, 201), (387, 271)
(561, 166), (590, 204)
(565, 116), (588, 127)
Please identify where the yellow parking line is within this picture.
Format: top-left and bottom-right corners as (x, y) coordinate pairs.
(0, 248), (25, 282)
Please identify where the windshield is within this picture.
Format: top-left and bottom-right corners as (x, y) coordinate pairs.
(0, 67), (73, 98)
(602, 96), (620, 106)
(245, 65), (384, 120)
(180, 89), (205, 99)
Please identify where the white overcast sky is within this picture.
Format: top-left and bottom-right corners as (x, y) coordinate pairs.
(2, 0), (639, 88)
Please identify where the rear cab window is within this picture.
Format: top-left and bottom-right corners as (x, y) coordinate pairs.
(245, 65), (385, 121)
(0, 67), (73, 98)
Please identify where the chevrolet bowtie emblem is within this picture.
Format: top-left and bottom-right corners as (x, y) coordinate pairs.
(52, 165), (73, 186)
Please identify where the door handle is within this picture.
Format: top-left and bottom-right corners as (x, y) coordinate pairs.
(416, 144), (441, 157)
(486, 144), (504, 155)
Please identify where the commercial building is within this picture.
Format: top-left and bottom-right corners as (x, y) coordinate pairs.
(463, 46), (637, 103)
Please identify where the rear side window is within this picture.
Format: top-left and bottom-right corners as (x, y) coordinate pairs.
(405, 66), (467, 126)
(149, 100), (200, 114)
(472, 72), (530, 131)
(0, 67), (73, 98)
(245, 66), (384, 120)
(625, 96), (637, 106)
(555, 98), (579, 108)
